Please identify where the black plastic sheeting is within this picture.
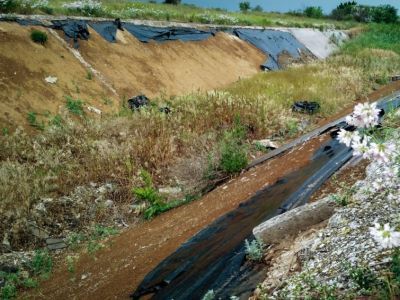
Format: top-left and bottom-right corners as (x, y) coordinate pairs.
(15, 19), (45, 26)
(292, 101), (321, 114)
(132, 96), (400, 300)
(51, 20), (89, 48)
(89, 21), (118, 43)
(128, 95), (150, 110)
(231, 29), (310, 70)
(123, 23), (215, 43)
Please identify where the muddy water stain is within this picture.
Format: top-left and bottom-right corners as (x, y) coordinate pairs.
(133, 137), (352, 299)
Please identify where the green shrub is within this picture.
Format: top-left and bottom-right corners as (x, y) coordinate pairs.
(331, 1), (358, 21)
(331, 2), (398, 23)
(133, 169), (165, 219)
(66, 97), (84, 115)
(27, 112), (45, 130)
(30, 30), (48, 45)
(1, 282), (17, 300)
(86, 70), (93, 80)
(29, 249), (52, 278)
(252, 5), (263, 12)
(373, 5), (398, 23)
(164, 0), (181, 4)
(349, 265), (378, 291)
(219, 123), (248, 174)
(392, 249), (400, 284)
(0, 0), (18, 13)
(239, 1), (250, 13)
(244, 238), (265, 261)
(304, 6), (324, 19)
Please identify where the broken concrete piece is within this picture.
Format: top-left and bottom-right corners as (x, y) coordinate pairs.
(46, 238), (67, 250)
(28, 221), (49, 240)
(44, 76), (58, 84)
(391, 75), (400, 82)
(87, 106), (102, 115)
(158, 187), (182, 195)
(253, 197), (336, 245)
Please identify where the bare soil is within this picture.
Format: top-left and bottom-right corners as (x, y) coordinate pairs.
(78, 28), (265, 99)
(0, 22), (118, 129)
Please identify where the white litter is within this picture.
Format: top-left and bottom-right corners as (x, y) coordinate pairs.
(44, 76), (58, 84)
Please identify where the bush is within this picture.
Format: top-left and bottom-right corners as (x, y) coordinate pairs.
(30, 30), (48, 45)
(331, 1), (358, 20)
(373, 5), (398, 23)
(66, 97), (84, 115)
(219, 123), (248, 174)
(244, 238), (265, 261)
(239, 1), (250, 13)
(0, 0), (18, 13)
(331, 2), (398, 23)
(304, 6), (323, 19)
(164, 0), (180, 4)
(353, 5), (374, 23)
(252, 5), (263, 12)
(29, 249), (52, 278)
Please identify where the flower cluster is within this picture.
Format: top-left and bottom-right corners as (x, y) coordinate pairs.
(62, 0), (102, 15)
(338, 102), (400, 250)
(369, 223), (400, 249)
(1, 0), (48, 9)
(197, 13), (239, 25)
(337, 102), (398, 164)
(345, 102), (381, 128)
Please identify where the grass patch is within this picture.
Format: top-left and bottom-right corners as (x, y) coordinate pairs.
(219, 120), (248, 174)
(66, 96), (85, 116)
(343, 24), (400, 55)
(30, 30), (48, 45)
(132, 169), (198, 219)
(27, 112), (45, 130)
(0, 249), (52, 299)
(29, 249), (52, 279)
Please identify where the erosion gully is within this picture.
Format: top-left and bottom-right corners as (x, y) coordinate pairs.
(132, 94), (400, 300)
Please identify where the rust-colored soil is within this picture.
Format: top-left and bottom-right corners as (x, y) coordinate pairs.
(26, 134), (328, 300)
(78, 28), (265, 99)
(0, 22), (118, 129)
(310, 159), (368, 202)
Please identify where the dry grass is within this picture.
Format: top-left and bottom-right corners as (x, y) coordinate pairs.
(2, 31), (400, 249)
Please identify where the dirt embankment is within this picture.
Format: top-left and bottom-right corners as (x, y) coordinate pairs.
(79, 28), (265, 99)
(0, 22), (266, 129)
(0, 22), (118, 129)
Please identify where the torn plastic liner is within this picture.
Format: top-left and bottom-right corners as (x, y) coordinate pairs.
(51, 20), (89, 48)
(232, 29), (311, 70)
(123, 24), (215, 43)
(292, 101), (321, 114)
(128, 95), (150, 110)
(89, 21), (118, 43)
